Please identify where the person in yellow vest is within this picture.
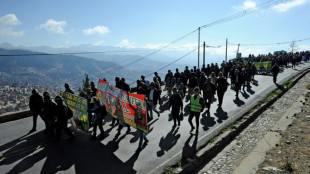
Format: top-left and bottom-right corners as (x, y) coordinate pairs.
(188, 87), (205, 134)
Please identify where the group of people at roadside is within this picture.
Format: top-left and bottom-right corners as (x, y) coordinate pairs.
(28, 50), (309, 150)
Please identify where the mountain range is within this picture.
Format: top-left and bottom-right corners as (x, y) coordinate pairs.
(0, 46), (186, 89)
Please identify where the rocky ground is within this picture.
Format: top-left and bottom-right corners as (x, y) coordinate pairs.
(257, 86), (310, 173)
(197, 72), (310, 174)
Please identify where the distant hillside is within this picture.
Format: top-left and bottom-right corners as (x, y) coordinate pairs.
(0, 48), (142, 88)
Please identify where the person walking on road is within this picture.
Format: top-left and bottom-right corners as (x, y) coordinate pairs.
(215, 72), (228, 108)
(29, 89), (44, 133)
(42, 92), (56, 136)
(271, 62), (280, 84)
(91, 97), (107, 140)
(54, 96), (74, 140)
(234, 69), (242, 99)
(188, 87), (205, 134)
(169, 88), (183, 127)
(147, 82), (160, 119)
(203, 78), (216, 112)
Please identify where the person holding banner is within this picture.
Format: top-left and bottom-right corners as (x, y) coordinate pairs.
(110, 77), (121, 127)
(64, 83), (74, 94)
(90, 97), (106, 140)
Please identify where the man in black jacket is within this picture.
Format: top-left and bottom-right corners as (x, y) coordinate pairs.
(42, 92), (56, 136)
(271, 62), (280, 84)
(54, 96), (74, 140)
(203, 78), (216, 112)
(29, 89), (44, 133)
(215, 72), (228, 108)
(169, 88), (183, 127)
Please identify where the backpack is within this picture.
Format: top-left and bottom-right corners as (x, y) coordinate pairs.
(65, 106), (73, 119)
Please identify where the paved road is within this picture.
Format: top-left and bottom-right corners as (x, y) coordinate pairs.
(1, 62), (310, 174)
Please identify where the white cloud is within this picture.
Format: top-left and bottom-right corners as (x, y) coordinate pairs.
(0, 28), (24, 37)
(93, 40), (105, 46)
(118, 39), (136, 48)
(83, 26), (109, 35)
(0, 14), (21, 26)
(272, 0), (308, 12)
(39, 19), (67, 34)
(233, 0), (257, 10)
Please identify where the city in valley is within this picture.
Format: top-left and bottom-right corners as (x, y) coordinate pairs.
(0, 83), (60, 115)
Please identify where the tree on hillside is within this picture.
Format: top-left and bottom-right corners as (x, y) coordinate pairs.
(78, 73), (90, 98)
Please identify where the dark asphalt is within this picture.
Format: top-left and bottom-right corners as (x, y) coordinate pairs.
(0, 62), (309, 174)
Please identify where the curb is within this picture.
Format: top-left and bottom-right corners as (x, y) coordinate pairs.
(0, 110), (32, 124)
(178, 67), (310, 174)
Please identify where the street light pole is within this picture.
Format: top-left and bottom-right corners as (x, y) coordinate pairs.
(225, 38), (228, 63)
(198, 27), (200, 69)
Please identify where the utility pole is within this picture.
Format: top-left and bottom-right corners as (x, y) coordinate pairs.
(225, 38), (228, 63)
(203, 41), (206, 66)
(198, 27), (200, 69)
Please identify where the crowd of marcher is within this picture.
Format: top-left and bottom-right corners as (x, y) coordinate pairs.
(28, 51), (309, 151)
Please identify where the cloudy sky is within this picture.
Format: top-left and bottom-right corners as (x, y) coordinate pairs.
(1, 0), (310, 61)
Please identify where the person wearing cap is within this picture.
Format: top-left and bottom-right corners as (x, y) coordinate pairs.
(54, 96), (74, 140)
(64, 83), (74, 94)
(90, 97), (106, 140)
(42, 92), (57, 136)
(169, 87), (183, 127)
(188, 87), (204, 134)
(215, 72), (228, 108)
(29, 89), (44, 133)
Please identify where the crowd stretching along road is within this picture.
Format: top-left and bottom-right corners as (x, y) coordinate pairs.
(28, 51), (310, 151)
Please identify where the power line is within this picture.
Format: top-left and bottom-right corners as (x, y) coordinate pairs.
(228, 37), (310, 46)
(200, 0), (289, 30)
(104, 29), (199, 74)
(0, 49), (151, 57)
(129, 48), (198, 85)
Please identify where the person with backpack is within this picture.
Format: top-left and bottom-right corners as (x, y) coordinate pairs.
(29, 89), (44, 133)
(90, 97), (107, 140)
(54, 96), (74, 140)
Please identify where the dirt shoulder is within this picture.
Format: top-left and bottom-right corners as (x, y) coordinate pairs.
(257, 87), (310, 173)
